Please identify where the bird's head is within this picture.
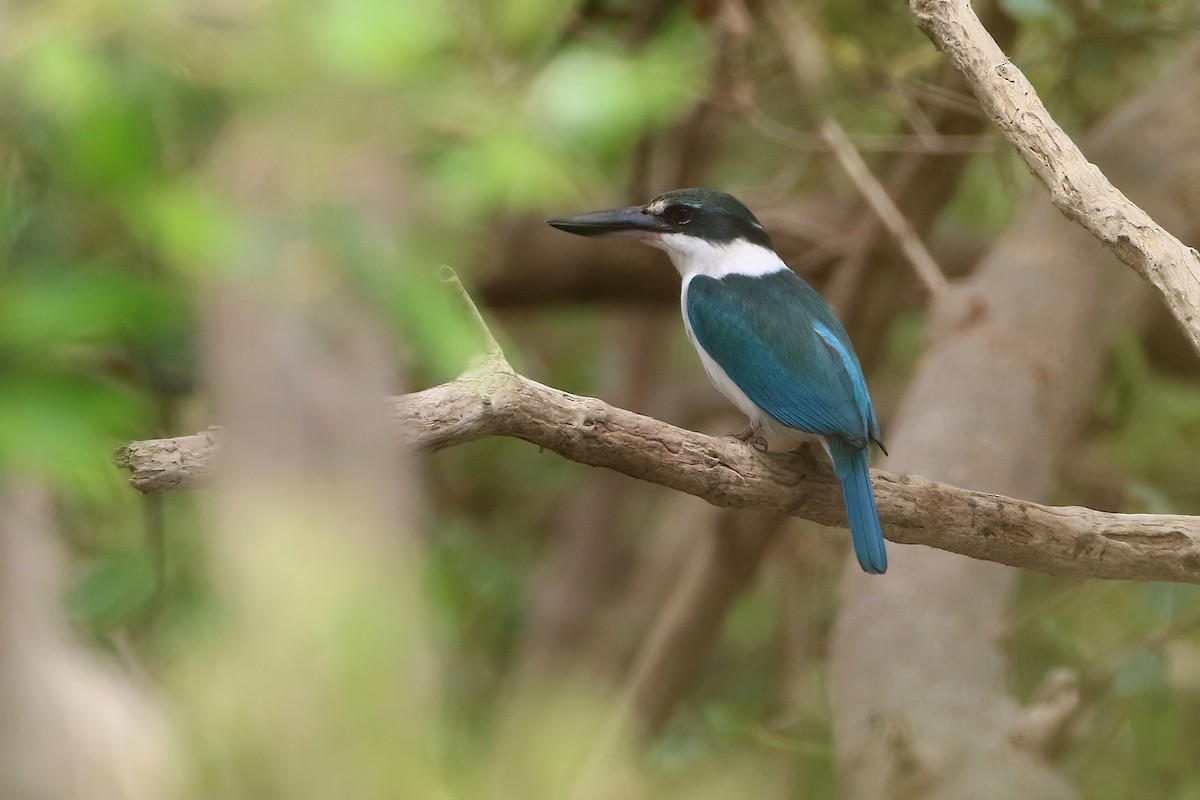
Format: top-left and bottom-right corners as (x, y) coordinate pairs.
(547, 188), (778, 278)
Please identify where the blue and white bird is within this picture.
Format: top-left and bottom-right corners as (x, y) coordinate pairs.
(547, 188), (887, 574)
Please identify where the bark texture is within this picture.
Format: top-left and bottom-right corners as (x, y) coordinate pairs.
(115, 352), (1200, 584)
(828, 46), (1200, 800)
(910, 1), (1200, 357)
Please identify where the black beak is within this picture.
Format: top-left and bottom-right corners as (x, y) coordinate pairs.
(546, 205), (672, 237)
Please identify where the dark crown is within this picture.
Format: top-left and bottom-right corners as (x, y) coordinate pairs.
(647, 188), (773, 249)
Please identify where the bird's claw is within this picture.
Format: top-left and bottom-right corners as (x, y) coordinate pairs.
(730, 422), (769, 452)
(733, 421), (760, 442)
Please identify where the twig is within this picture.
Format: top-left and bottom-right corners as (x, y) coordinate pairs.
(747, 108), (994, 154)
(758, 0), (950, 299)
(901, 79), (987, 118)
(909, 0), (1200, 358)
(439, 265), (504, 359)
(818, 118), (950, 298)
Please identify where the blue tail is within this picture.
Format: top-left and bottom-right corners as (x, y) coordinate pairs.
(826, 437), (887, 574)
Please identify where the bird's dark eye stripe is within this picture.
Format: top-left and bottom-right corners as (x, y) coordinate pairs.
(663, 204), (695, 225)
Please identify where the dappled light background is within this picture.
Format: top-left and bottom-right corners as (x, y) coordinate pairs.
(1, 0), (1200, 798)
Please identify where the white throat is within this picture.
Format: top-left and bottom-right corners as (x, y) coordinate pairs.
(649, 234), (789, 279)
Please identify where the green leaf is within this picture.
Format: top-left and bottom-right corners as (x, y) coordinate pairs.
(1114, 648), (1166, 696)
(1000, 0), (1066, 23)
(308, 0), (455, 80)
(67, 550), (157, 629)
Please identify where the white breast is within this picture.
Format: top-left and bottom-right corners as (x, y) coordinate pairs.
(670, 239), (805, 446)
(679, 277), (766, 423)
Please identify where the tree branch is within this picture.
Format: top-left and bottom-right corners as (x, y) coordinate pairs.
(114, 359), (1200, 584)
(908, 0), (1200, 358)
(758, 0), (950, 301)
(817, 117), (950, 299)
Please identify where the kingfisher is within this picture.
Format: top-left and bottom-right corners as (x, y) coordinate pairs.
(547, 188), (887, 574)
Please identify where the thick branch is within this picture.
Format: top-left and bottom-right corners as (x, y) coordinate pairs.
(115, 360), (1200, 584)
(909, 1), (1200, 357)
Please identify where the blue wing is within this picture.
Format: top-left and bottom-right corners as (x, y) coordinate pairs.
(686, 270), (880, 445)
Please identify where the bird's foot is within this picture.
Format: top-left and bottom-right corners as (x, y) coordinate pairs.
(731, 422), (769, 452)
(733, 421), (761, 442)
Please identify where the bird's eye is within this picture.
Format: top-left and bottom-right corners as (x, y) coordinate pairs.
(665, 205), (695, 226)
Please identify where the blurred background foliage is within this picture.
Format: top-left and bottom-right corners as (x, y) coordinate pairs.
(1, 0), (1200, 797)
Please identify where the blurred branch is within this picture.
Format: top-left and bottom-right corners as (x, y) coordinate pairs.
(1009, 667), (1085, 762)
(817, 118), (949, 299)
(749, 113), (993, 154)
(909, 0), (1200, 358)
(1012, 606), (1200, 762)
(572, 511), (780, 796)
(511, 312), (673, 695)
(117, 359), (1200, 583)
(0, 483), (176, 800)
(757, 0), (1015, 359)
(619, 512), (780, 731)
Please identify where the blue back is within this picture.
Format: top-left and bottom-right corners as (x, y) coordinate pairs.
(686, 270), (880, 446)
